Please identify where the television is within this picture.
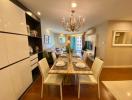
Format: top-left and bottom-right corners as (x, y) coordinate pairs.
(86, 41), (93, 50)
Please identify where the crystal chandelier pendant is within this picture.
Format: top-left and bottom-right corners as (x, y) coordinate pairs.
(61, 8), (85, 32)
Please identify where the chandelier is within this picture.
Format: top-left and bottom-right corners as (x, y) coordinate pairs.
(61, 10), (85, 32)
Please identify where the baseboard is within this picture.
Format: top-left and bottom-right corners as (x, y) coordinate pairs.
(104, 65), (132, 68)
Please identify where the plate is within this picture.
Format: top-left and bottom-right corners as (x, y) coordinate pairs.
(56, 61), (65, 66)
(75, 62), (86, 68)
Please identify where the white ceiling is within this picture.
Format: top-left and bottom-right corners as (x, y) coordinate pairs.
(19, 0), (132, 34)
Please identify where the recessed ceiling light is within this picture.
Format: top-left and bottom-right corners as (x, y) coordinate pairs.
(26, 11), (32, 16)
(127, 92), (131, 97)
(37, 11), (41, 16)
(71, 2), (77, 8)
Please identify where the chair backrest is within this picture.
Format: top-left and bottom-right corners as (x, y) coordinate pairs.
(38, 58), (50, 81)
(91, 58), (104, 81)
(83, 51), (87, 62)
(52, 52), (57, 62)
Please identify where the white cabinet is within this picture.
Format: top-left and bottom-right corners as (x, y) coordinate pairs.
(30, 54), (38, 70)
(0, 68), (16, 100)
(19, 59), (33, 93)
(6, 34), (29, 64)
(8, 58), (32, 99)
(0, 0), (33, 99)
(9, 62), (25, 99)
(0, 33), (30, 68)
(0, 0), (27, 35)
(0, 0), (4, 31)
(0, 33), (9, 68)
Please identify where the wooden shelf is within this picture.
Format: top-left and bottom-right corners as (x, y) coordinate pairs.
(31, 63), (38, 70)
(28, 35), (42, 38)
(30, 51), (43, 56)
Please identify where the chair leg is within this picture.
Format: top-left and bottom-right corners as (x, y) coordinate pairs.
(60, 84), (63, 100)
(78, 82), (80, 99)
(97, 82), (100, 100)
(41, 83), (43, 98)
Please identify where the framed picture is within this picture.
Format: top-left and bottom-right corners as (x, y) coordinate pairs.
(44, 35), (49, 44)
(112, 30), (132, 46)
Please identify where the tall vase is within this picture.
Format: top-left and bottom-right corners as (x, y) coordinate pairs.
(69, 48), (72, 62)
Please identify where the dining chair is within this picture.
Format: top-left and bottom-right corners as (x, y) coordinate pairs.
(52, 52), (57, 62)
(38, 58), (64, 100)
(78, 57), (104, 99)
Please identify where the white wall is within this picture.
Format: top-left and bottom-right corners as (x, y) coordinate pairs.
(41, 19), (55, 49)
(41, 18), (67, 50)
(54, 34), (66, 48)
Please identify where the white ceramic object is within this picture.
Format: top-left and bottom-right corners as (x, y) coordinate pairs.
(61, 54), (67, 57)
(76, 62), (86, 68)
(56, 61), (65, 66)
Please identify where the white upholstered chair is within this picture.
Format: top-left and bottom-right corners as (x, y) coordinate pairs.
(52, 52), (57, 62)
(38, 58), (63, 100)
(78, 57), (104, 99)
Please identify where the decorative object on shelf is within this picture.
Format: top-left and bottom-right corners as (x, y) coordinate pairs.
(61, 2), (85, 32)
(27, 25), (30, 35)
(35, 46), (39, 52)
(29, 45), (33, 54)
(112, 30), (132, 46)
(44, 35), (49, 44)
(30, 30), (38, 37)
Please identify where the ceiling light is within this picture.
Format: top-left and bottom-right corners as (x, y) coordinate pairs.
(71, 2), (77, 8)
(37, 11), (41, 16)
(127, 92), (131, 97)
(60, 34), (64, 37)
(61, 10), (85, 32)
(26, 11), (32, 16)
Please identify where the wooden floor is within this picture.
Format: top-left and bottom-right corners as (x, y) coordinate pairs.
(20, 68), (132, 100)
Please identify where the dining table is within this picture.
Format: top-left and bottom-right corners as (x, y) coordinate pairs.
(49, 53), (93, 75)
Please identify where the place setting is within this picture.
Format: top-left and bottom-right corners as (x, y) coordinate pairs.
(72, 61), (90, 71)
(60, 53), (68, 58)
(72, 53), (81, 58)
(52, 60), (68, 70)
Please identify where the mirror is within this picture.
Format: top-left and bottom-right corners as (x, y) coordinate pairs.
(112, 31), (132, 46)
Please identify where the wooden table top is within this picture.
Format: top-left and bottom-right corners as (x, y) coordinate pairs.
(49, 54), (93, 75)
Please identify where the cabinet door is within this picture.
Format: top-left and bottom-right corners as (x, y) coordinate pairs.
(9, 59), (32, 99)
(0, 33), (9, 68)
(2, 0), (27, 35)
(9, 61), (25, 99)
(6, 34), (29, 64)
(0, 0), (4, 31)
(0, 68), (16, 100)
(19, 59), (33, 92)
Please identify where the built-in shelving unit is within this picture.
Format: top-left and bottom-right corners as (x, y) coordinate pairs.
(26, 13), (43, 56)
(25, 13), (43, 81)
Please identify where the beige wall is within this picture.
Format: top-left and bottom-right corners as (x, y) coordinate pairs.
(95, 22), (108, 60)
(96, 20), (132, 67)
(105, 21), (132, 66)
